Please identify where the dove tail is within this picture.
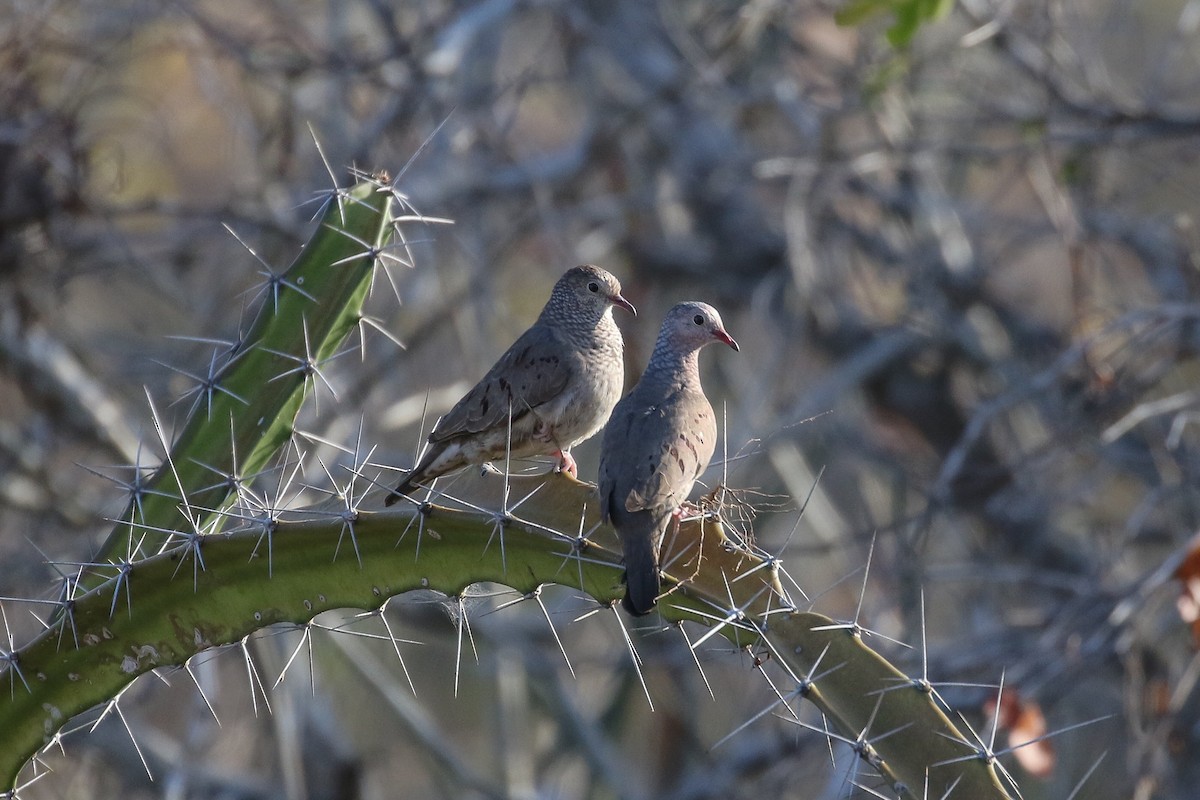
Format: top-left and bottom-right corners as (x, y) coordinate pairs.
(384, 471), (419, 506)
(384, 445), (444, 506)
(620, 517), (663, 616)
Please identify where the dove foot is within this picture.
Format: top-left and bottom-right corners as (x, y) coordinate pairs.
(553, 450), (578, 478)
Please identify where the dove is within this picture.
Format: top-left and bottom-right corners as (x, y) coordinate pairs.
(598, 301), (738, 616)
(386, 265), (635, 505)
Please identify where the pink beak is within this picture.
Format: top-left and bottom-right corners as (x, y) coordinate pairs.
(612, 292), (637, 316)
(714, 328), (739, 351)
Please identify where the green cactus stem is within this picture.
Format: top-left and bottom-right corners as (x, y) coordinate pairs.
(94, 177), (400, 565)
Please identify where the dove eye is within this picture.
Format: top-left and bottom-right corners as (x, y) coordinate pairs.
(587, 281), (600, 293)
(693, 314), (705, 325)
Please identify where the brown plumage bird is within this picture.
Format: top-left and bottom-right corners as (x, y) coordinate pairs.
(598, 301), (738, 615)
(386, 265), (634, 505)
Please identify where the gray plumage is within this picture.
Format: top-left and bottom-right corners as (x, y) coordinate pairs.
(386, 265), (634, 505)
(598, 301), (739, 615)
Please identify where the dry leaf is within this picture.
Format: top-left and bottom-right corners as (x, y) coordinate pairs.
(987, 690), (1056, 778)
(1173, 531), (1200, 647)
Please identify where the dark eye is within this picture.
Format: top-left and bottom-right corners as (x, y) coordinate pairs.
(693, 314), (705, 325)
(587, 281), (600, 293)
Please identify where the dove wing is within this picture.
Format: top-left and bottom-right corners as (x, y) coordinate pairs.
(429, 323), (580, 441)
(601, 389), (716, 517)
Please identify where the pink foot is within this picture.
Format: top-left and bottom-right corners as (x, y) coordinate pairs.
(553, 450), (578, 478)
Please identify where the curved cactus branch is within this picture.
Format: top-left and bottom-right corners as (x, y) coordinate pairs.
(1, 472), (1012, 798)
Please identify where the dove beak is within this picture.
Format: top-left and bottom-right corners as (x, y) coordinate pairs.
(714, 328), (739, 351)
(611, 292), (637, 316)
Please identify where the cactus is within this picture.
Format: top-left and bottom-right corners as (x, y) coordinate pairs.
(92, 173), (402, 567)
(0, 173), (1018, 799)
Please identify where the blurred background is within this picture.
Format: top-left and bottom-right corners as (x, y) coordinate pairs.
(3, 0), (1200, 797)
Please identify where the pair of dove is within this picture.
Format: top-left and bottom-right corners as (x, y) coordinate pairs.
(384, 265), (738, 615)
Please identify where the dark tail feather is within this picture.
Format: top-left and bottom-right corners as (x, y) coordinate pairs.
(385, 444), (446, 506)
(620, 521), (662, 616)
(383, 472), (418, 506)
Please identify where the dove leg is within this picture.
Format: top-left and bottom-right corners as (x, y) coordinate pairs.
(528, 416), (575, 475)
(532, 417), (554, 442)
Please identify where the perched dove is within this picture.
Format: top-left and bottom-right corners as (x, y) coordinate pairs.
(599, 301), (739, 615)
(386, 265), (635, 505)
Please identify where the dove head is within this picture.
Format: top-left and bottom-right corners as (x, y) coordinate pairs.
(654, 301), (739, 358)
(541, 266), (636, 328)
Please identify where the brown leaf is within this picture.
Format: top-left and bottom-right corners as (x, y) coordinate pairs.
(987, 691), (1056, 778)
(1173, 531), (1200, 647)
